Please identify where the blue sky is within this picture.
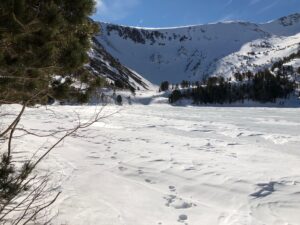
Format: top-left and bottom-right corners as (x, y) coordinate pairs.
(92, 0), (300, 27)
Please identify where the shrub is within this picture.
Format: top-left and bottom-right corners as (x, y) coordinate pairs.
(116, 95), (123, 105)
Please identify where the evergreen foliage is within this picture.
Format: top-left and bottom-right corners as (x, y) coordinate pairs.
(180, 80), (190, 88)
(169, 89), (182, 103)
(168, 69), (295, 104)
(115, 79), (126, 89)
(159, 81), (169, 92)
(0, 0), (99, 104)
(168, 50), (300, 104)
(116, 95), (123, 105)
(0, 154), (32, 201)
(271, 50), (300, 71)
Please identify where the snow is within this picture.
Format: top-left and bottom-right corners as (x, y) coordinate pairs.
(88, 42), (152, 91)
(284, 58), (300, 68)
(214, 34), (300, 78)
(96, 14), (300, 84)
(3, 103), (300, 225)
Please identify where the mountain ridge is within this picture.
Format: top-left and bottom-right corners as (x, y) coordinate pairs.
(99, 13), (300, 30)
(91, 13), (300, 85)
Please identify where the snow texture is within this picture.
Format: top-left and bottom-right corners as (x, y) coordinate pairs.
(2, 103), (300, 225)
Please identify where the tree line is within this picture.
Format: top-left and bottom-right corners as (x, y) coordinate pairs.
(166, 68), (296, 104)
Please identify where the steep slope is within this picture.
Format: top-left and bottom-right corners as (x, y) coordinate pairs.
(262, 13), (300, 36)
(95, 13), (300, 84)
(214, 34), (300, 77)
(87, 37), (153, 91)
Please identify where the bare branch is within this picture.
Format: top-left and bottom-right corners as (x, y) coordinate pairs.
(0, 104), (26, 139)
(22, 192), (61, 225)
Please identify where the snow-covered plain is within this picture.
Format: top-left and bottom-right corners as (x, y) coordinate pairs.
(3, 104), (300, 225)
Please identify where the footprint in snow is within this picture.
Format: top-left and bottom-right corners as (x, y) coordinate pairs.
(151, 159), (165, 162)
(169, 186), (176, 192)
(227, 143), (240, 146)
(183, 166), (196, 171)
(164, 195), (176, 207)
(178, 214), (188, 222)
(164, 195), (195, 209)
(87, 155), (100, 159)
(137, 169), (144, 175)
(118, 166), (127, 172)
(145, 179), (155, 184)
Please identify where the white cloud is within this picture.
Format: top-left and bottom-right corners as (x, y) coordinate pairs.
(258, 0), (280, 13)
(95, 0), (102, 8)
(95, 0), (139, 21)
(95, 0), (107, 12)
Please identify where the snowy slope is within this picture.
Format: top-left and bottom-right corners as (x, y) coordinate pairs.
(284, 58), (300, 68)
(87, 37), (153, 91)
(214, 34), (300, 77)
(95, 13), (300, 84)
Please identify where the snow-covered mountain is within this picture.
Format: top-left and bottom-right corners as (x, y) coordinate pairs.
(94, 13), (300, 84)
(87, 37), (152, 91)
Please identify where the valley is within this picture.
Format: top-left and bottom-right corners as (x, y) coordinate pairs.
(93, 13), (300, 85)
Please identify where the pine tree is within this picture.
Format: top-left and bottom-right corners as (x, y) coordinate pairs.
(160, 81), (169, 92)
(0, 0), (99, 104)
(0, 1), (100, 223)
(169, 89), (182, 103)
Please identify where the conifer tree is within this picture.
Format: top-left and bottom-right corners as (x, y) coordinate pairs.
(160, 81), (169, 92)
(0, 1), (100, 224)
(0, 0), (99, 104)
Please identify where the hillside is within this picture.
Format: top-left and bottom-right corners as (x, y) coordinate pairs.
(87, 38), (153, 91)
(95, 13), (300, 84)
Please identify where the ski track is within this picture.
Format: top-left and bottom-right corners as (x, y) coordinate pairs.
(2, 104), (300, 225)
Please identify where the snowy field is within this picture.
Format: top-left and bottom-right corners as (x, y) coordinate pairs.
(3, 104), (300, 225)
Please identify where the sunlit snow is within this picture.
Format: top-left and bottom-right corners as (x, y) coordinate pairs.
(4, 103), (300, 225)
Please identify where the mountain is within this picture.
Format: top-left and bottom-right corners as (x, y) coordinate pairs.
(93, 13), (300, 85)
(87, 38), (153, 91)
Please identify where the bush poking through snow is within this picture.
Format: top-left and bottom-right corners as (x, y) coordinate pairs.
(116, 95), (123, 105)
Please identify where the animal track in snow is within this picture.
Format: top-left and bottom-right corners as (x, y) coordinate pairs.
(178, 214), (188, 222)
